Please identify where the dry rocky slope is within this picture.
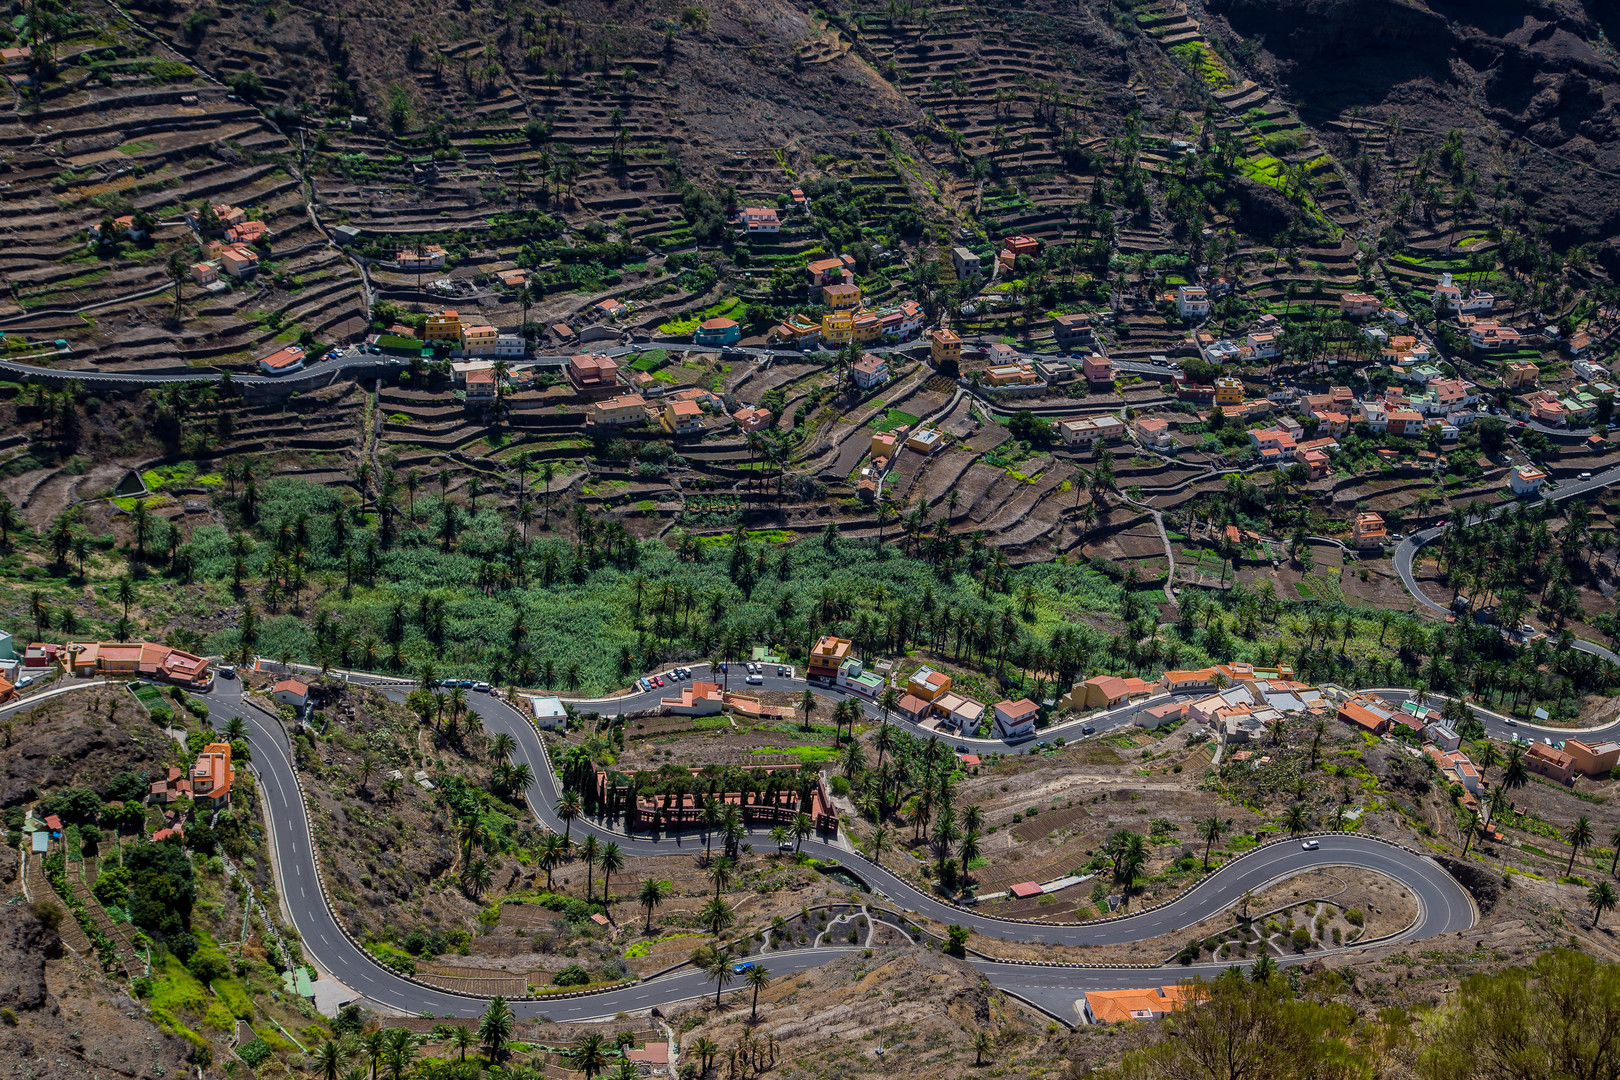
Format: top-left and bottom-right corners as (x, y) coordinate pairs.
(1207, 0), (1620, 254)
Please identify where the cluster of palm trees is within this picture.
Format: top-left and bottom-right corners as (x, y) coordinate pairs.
(528, 802), (626, 908)
(311, 998), (514, 1080)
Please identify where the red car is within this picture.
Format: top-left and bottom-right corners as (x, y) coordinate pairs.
(652, 675), (664, 687)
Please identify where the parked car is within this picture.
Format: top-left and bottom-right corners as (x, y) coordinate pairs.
(219, 665), (236, 679)
(1302, 840), (1320, 850)
(745, 674), (763, 685)
(638, 678), (651, 693)
(473, 681), (492, 692)
(777, 665), (787, 676)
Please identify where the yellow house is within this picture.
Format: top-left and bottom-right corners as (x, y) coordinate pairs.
(931, 328), (962, 368)
(1068, 674), (1154, 710)
(424, 312), (462, 343)
(1505, 360), (1540, 388)
(1214, 376), (1244, 405)
(907, 665), (952, 702)
(822, 283), (862, 312)
(852, 310), (882, 343)
(822, 309), (854, 345)
(986, 363), (1039, 386)
(461, 324), (498, 356)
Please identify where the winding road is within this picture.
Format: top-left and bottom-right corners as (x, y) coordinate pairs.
(1392, 461), (1620, 665)
(173, 669), (1479, 1026)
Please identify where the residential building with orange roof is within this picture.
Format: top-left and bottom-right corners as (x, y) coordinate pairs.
(225, 219), (268, 245)
(661, 681), (724, 716)
(1509, 463), (1547, 496)
(191, 743), (236, 807)
(1505, 360), (1540, 388)
(1565, 738), (1620, 778)
(257, 345), (306, 376)
(1525, 741), (1575, 784)
(272, 679), (310, 708)
(992, 698), (1040, 741)
(1160, 668), (1217, 693)
(190, 262), (218, 286)
(1074, 674), (1154, 710)
(1134, 416), (1173, 450)
(1351, 512), (1386, 549)
(733, 406), (773, 432)
(591, 393), (649, 427)
(567, 353), (621, 399)
(740, 207), (780, 233)
(907, 665), (952, 702)
(694, 316), (741, 345)
(219, 243), (259, 278)
(1083, 985), (1189, 1024)
(808, 636), (853, 682)
(1339, 292), (1379, 317)
(1338, 698), (1393, 735)
(930, 327), (962, 368)
(424, 312), (462, 343)
(461, 324), (498, 356)
(663, 398), (705, 434)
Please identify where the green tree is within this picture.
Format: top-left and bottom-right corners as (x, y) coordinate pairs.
(638, 878), (671, 933)
(1592, 881), (1618, 928)
(745, 963), (771, 1021)
(477, 996), (514, 1062)
(1568, 815), (1595, 877)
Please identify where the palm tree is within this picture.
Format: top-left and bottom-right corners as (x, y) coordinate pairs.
(972, 1031), (993, 1067)
(557, 791), (581, 839)
(700, 896), (735, 937)
(958, 828), (981, 885)
(581, 835), (600, 900)
(798, 688), (818, 733)
(694, 945), (735, 1007)
(1592, 881), (1618, 927)
(360, 1029), (386, 1080)
(708, 855), (734, 899)
(315, 1038), (347, 1080)
(1249, 953), (1278, 983)
(793, 812), (813, 852)
(565, 1032), (610, 1080)
(1503, 745), (1529, 789)
(769, 824), (790, 850)
(639, 878), (671, 932)
(478, 996), (514, 1062)
(383, 1029), (415, 1080)
(539, 833), (568, 889)
(1197, 816), (1225, 870)
(451, 1026), (473, 1062)
(1283, 805), (1309, 836)
(745, 964), (771, 1021)
(1568, 815), (1595, 876)
(382, 775), (403, 804)
(598, 840), (624, 902)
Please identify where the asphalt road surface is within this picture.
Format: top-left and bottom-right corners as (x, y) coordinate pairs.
(191, 673), (1476, 1026)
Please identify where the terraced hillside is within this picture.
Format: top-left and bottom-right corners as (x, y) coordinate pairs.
(0, 2), (370, 370)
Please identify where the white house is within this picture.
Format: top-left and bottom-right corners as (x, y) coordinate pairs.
(531, 696), (569, 730)
(271, 679), (310, 709)
(496, 335), (526, 357)
(1509, 464), (1547, 496)
(993, 698), (1039, 741)
(1176, 286), (1210, 319)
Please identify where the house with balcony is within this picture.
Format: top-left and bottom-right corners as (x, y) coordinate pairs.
(397, 245), (446, 271)
(591, 393), (649, 426)
(740, 207), (780, 233)
(662, 398), (705, 435)
(567, 353), (621, 400)
(191, 743), (236, 808)
(1246, 332), (1278, 359)
(1177, 285), (1211, 318)
(931, 328), (962, 368)
(951, 246), (981, 281)
(1351, 512), (1386, 549)
(993, 698), (1039, 741)
(1386, 410), (1425, 437)
(1214, 376), (1244, 405)
(1505, 360), (1540, 388)
(808, 636), (853, 682)
(1053, 312), (1093, 349)
(806, 254), (856, 291)
(1525, 741), (1575, 784)
(190, 262), (218, 286)
(1058, 414), (1125, 446)
(1296, 447), (1331, 480)
(694, 317), (741, 345)
(1339, 293), (1379, 318)
(1509, 463), (1547, 496)
(220, 243), (259, 279)
(1469, 322), (1521, 349)
(1082, 354), (1114, 385)
(461, 324), (498, 356)
(733, 406), (772, 432)
(1133, 416), (1174, 450)
(851, 353), (890, 390)
(985, 363), (1041, 387)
